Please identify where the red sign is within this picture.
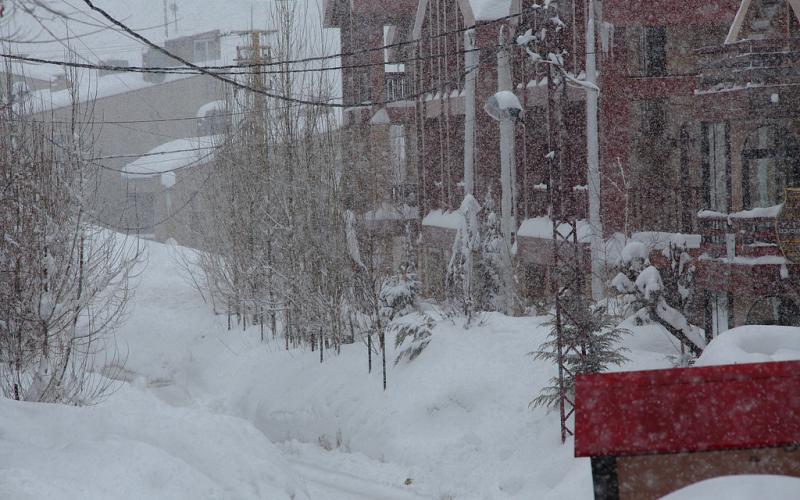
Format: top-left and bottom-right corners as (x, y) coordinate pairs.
(574, 360), (800, 458)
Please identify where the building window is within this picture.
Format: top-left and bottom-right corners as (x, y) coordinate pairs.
(387, 79), (397, 101)
(746, 296), (800, 326)
(641, 99), (666, 137)
(742, 125), (800, 209)
(640, 26), (667, 77)
(193, 39), (213, 62)
(706, 291), (732, 338)
(702, 121), (730, 212)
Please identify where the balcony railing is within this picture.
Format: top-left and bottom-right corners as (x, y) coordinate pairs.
(696, 206), (783, 261)
(696, 37), (800, 93)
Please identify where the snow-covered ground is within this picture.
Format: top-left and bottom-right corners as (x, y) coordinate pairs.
(3, 237), (799, 499)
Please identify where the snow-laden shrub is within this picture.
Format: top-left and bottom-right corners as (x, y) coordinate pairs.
(392, 313), (435, 365)
(612, 241), (704, 358)
(446, 195), (482, 324)
(379, 270), (419, 321)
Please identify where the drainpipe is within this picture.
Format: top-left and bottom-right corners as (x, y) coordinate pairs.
(497, 27), (515, 245)
(587, 0), (605, 301)
(464, 29), (477, 197)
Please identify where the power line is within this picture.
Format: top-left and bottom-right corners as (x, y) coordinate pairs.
(1, 44), (483, 76)
(87, 145), (217, 162)
(5, 39), (506, 112)
(76, 0), (527, 109)
(86, 5), (529, 72)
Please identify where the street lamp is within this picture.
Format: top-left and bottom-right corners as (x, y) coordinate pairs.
(484, 88), (523, 315)
(483, 89), (523, 249)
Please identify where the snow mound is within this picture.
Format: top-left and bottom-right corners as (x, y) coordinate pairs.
(0, 385), (307, 500)
(696, 325), (800, 366)
(662, 475), (800, 500)
(620, 240), (649, 266)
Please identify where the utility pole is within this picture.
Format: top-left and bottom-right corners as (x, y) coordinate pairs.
(519, 0), (589, 444)
(586, 0), (604, 301)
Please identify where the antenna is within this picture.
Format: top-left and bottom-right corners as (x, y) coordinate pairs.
(163, 0), (169, 38)
(170, 2), (178, 32)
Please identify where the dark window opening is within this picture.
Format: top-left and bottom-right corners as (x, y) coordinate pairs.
(746, 295), (800, 327)
(640, 26), (667, 77)
(741, 125), (800, 209)
(641, 100), (666, 137)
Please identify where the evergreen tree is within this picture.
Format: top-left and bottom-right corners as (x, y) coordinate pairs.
(446, 195), (481, 325)
(531, 294), (629, 408)
(476, 196), (504, 312)
(392, 313), (435, 365)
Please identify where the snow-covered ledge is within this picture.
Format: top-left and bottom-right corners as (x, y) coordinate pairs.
(697, 204), (782, 224)
(421, 210), (462, 230)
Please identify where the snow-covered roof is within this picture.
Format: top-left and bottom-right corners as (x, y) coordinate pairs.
(122, 135), (220, 179)
(517, 216), (592, 242)
(29, 70), (200, 112)
(698, 204), (782, 222)
(3, 0), (342, 111)
(575, 358), (800, 457)
(4, 0), (335, 81)
(726, 0), (800, 44)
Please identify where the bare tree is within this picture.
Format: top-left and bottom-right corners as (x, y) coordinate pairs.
(0, 60), (137, 404)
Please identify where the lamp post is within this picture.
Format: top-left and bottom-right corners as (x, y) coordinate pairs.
(484, 84), (523, 315)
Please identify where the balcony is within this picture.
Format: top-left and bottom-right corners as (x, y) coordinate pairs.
(694, 206), (790, 294)
(696, 205), (784, 262)
(696, 37), (800, 94)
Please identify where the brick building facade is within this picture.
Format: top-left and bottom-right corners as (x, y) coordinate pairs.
(325, 0), (800, 335)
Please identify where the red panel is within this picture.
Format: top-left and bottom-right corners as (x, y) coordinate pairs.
(574, 360), (800, 457)
(604, 0), (740, 26)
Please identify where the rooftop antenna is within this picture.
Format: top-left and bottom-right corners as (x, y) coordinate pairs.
(170, 2), (178, 33)
(162, 0), (169, 38)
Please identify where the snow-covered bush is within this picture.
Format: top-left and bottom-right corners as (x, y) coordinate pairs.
(531, 294), (629, 408)
(379, 269), (419, 321)
(446, 195), (481, 324)
(609, 240), (650, 317)
(611, 241), (704, 358)
(392, 313), (435, 365)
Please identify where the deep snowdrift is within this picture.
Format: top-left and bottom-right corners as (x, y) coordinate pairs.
(0, 384), (307, 500)
(663, 474), (800, 500)
(696, 325), (800, 366)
